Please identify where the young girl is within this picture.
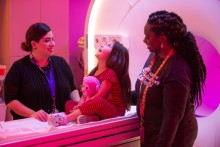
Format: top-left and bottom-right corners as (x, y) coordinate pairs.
(48, 40), (132, 126)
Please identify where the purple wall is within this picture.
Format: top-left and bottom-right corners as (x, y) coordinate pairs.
(69, 0), (91, 91)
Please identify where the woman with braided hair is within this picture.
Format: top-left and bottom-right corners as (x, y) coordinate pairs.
(134, 10), (206, 147)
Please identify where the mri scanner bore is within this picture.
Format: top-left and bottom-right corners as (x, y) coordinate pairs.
(195, 36), (220, 116)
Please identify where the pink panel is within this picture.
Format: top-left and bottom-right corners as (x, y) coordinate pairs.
(195, 36), (220, 116)
(10, 0), (41, 56)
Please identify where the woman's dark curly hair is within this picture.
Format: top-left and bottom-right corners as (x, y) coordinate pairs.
(147, 10), (206, 108)
(89, 40), (132, 110)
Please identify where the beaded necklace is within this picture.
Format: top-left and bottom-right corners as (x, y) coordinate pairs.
(139, 51), (173, 143)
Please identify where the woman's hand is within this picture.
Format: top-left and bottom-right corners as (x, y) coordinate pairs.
(31, 110), (48, 122)
(7, 100), (48, 121)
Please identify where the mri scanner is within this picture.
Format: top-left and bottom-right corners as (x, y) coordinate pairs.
(1, 35), (219, 146)
(1, 0), (220, 146)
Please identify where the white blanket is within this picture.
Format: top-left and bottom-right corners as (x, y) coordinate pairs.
(0, 106), (137, 140)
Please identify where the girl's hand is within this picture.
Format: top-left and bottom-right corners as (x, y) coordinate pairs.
(73, 105), (80, 110)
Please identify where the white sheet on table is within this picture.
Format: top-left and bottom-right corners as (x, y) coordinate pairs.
(0, 118), (51, 139)
(0, 106), (137, 140)
(0, 116), (76, 139)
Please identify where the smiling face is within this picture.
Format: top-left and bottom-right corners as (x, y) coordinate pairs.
(143, 24), (162, 53)
(95, 41), (114, 61)
(32, 31), (55, 59)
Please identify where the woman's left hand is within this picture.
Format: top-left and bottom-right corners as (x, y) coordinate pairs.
(31, 110), (48, 122)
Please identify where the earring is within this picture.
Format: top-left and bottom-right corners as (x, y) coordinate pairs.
(160, 43), (163, 49)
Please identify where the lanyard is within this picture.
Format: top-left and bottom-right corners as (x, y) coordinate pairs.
(30, 54), (56, 112)
(47, 66), (56, 97)
(139, 53), (172, 124)
(138, 52), (172, 143)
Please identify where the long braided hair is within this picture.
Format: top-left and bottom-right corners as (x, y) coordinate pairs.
(147, 10), (206, 108)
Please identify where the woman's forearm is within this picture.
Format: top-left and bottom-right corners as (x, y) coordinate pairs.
(70, 90), (80, 101)
(7, 100), (35, 117)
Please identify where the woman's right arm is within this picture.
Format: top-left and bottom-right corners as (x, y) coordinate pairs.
(131, 90), (137, 105)
(7, 100), (48, 122)
(70, 89), (80, 102)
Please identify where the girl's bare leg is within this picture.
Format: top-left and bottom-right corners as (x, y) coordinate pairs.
(66, 109), (82, 122)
